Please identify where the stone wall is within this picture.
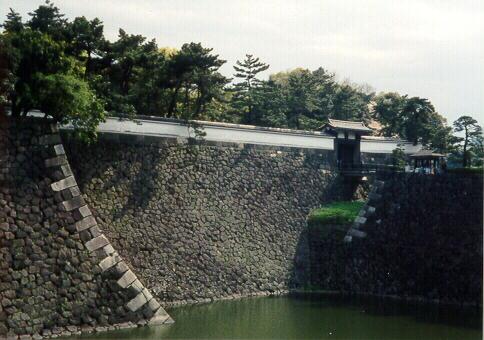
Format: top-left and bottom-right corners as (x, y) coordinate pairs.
(308, 172), (483, 305)
(0, 118), (170, 339)
(63, 133), (350, 305)
(2, 116), (479, 339)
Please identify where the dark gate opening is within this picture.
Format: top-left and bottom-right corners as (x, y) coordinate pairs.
(337, 143), (356, 167)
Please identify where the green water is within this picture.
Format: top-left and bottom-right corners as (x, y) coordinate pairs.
(78, 294), (481, 339)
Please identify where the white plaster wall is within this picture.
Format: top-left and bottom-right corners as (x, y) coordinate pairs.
(361, 139), (421, 154)
(63, 116), (422, 154)
(97, 117), (336, 150)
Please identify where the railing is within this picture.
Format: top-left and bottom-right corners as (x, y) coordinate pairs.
(338, 162), (403, 175)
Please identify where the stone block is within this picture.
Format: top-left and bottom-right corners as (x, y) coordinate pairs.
(78, 205), (92, 218)
(114, 261), (130, 275)
(368, 192), (381, 201)
(51, 176), (77, 192)
(102, 244), (115, 256)
(98, 254), (121, 272)
(117, 270), (137, 288)
(69, 186), (81, 197)
(147, 298), (161, 312)
(142, 288), (153, 302)
(148, 308), (173, 325)
(62, 196), (85, 212)
(348, 228), (367, 238)
(164, 316), (175, 324)
(129, 279), (144, 294)
(352, 222), (362, 229)
(39, 134), (61, 145)
(126, 291), (148, 312)
(94, 244), (115, 259)
(53, 144), (65, 155)
(354, 216), (367, 224)
(366, 206), (376, 215)
(61, 164), (73, 177)
(85, 235), (109, 252)
(45, 155), (67, 168)
(89, 225), (102, 238)
(75, 216), (97, 232)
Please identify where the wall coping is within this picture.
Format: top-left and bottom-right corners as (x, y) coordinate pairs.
(4, 112), (419, 153)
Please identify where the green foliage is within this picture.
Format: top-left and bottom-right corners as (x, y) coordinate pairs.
(401, 97), (436, 144)
(469, 133), (484, 167)
(173, 43), (228, 120)
(2, 8), (24, 33)
(453, 115), (483, 167)
(372, 93), (453, 152)
(391, 145), (406, 169)
(2, 1), (479, 150)
(1, 2), (105, 141)
(307, 201), (364, 226)
(373, 92), (406, 137)
(250, 67), (373, 129)
(0, 36), (9, 108)
(231, 54), (270, 124)
(331, 81), (373, 122)
(26, 0), (67, 40)
(37, 73), (104, 142)
(100, 28), (160, 114)
(67, 16), (104, 76)
(4, 28), (77, 113)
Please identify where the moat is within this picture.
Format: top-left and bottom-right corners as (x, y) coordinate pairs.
(71, 295), (482, 340)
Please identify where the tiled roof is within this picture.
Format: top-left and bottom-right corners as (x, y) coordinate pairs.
(326, 119), (372, 132)
(409, 149), (445, 158)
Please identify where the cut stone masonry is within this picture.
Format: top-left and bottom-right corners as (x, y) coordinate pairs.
(44, 133), (173, 326)
(344, 179), (385, 242)
(0, 119), (173, 339)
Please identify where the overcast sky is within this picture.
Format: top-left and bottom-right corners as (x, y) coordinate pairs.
(3, 0), (483, 125)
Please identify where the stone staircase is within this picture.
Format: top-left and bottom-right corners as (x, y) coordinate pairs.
(344, 179), (385, 243)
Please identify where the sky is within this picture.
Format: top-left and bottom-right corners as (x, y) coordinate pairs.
(3, 0), (483, 125)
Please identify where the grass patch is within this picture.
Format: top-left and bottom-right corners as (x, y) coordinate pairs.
(308, 201), (365, 226)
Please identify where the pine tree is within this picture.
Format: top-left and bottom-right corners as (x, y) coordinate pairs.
(454, 116), (482, 167)
(231, 54), (269, 124)
(2, 9), (24, 33)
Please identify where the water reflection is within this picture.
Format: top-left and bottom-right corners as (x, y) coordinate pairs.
(74, 294), (482, 339)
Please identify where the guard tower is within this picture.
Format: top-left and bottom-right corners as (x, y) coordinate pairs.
(322, 119), (373, 170)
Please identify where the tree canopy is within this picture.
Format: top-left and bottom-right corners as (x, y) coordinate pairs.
(231, 54), (269, 125)
(0, 1), (481, 156)
(453, 116), (483, 167)
(1, 2), (104, 141)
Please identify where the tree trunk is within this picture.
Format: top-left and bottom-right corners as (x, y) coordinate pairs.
(85, 50), (92, 78)
(183, 86), (190, 119)
(167, 80), (182, 117)
(194, 88), (203, 118)
(11, 94), (20, 117)
(121, 65), (133, 95)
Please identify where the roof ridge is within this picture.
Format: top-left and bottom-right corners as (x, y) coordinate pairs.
(326, 119), (372, 132)
(328, 118), (365, 123)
